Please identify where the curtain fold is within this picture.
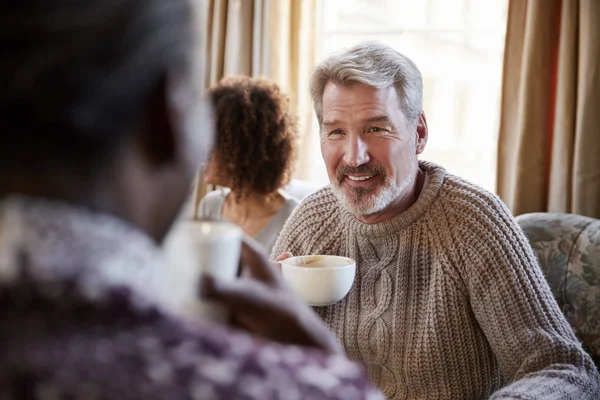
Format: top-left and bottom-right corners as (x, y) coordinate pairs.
(497, 0), (600, 219)
(191, 0), (317, 218)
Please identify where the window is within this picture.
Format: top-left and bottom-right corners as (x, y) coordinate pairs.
(304, 0), (508, 192)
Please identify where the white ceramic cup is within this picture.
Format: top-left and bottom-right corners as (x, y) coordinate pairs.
(279, 255), (356, 307)
(177, 220), (242, 323)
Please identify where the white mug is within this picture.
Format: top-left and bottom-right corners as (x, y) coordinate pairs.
(164, 219), (242, 323)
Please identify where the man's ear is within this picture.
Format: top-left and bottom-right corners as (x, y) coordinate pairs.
(138, 74), (177, 167)
(415, 112), (428, 155)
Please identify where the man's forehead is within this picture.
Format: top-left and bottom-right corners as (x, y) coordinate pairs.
(322, 83), (399, 124)
(323, 83), (398, 109)
(322, 112), (393, 127)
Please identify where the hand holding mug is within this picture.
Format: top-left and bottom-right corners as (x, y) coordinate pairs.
(200, 238), (342, 354)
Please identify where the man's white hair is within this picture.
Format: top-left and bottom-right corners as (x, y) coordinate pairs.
(309, 41), (423, 125)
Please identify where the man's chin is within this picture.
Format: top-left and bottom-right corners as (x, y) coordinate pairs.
(331, 177), (408, 217)
(333, 187), (380, 216)
(349, 183), (381, 200)
(338, 180), (378, 195)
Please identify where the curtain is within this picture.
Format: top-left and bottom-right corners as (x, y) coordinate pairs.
(190, 0), (317, 218)
(497, 0), (600, 218)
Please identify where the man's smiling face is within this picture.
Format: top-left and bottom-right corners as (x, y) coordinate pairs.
(320, 82), (424, 217)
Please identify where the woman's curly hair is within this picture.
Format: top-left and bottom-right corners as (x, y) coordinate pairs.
(208, 76), (299, 199)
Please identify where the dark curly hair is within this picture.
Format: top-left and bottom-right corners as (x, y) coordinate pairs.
(208, 76), (298, 200)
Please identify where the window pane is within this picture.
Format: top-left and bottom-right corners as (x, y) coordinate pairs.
(307, 0), (508, 192)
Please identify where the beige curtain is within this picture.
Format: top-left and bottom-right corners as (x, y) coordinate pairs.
(497, 0), (600, 218)
(190, 0), (317, 218)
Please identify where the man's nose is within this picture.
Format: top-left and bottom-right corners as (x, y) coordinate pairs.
(343, 135), (370, 168)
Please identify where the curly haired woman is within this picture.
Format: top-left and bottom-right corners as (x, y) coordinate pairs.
(199, 76), (300, 253)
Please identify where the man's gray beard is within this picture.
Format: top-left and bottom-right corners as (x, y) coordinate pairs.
(331, 179), (403, 216)
(331, 164), (417, 217)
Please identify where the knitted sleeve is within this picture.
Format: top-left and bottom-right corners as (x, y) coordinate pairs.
(271, 187), (343, 260)
(443, 177), (600, 399)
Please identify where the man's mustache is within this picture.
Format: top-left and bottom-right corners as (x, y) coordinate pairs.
(335, 164), (385, 184)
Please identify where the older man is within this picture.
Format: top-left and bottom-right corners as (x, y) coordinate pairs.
(0, 1), (382, 398)
(273, 42), (600, 399)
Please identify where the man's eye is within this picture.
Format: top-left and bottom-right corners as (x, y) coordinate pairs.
(368, 126), (385, 133)
(330, 129), (343, 135)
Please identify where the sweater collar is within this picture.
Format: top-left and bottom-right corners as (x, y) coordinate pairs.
(338, 161), (446, 238)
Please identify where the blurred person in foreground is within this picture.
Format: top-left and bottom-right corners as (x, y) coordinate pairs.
(0, 1), (382, 399)
(199, 77), (300, 254)
(273, 41), (600, 399)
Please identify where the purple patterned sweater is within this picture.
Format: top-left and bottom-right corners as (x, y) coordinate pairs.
(0, 196), (382, 399)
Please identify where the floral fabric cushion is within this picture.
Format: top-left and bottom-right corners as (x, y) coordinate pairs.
(517, 212), (600, 366)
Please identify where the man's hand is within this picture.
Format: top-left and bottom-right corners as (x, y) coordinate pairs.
(200, 238), (342, 354)
(275, 252), (293, 262)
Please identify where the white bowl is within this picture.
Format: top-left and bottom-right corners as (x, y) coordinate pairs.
(279, 255), (356, 307)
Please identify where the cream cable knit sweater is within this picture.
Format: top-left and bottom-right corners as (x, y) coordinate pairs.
(272, 161), (600, 399)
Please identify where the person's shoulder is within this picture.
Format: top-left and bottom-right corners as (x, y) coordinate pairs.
(197, 188), (228, 218)
(435, 169), (523, 250)
(439, 171), (509, 217)
(296, 185), (339, 214)
(272, 186), (343, 257)
(0, 274), (285, 396)
(280, 190), (301, 209)
(283, 186), (341, 228)
(201, 188), (229, 204)
(0, 271), (244, 369)
(419, 160), (508, 221)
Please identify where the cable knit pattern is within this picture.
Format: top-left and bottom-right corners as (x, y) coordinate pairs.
(272, 161), (600, 399)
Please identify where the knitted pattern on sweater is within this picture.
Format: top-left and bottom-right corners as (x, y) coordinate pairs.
(272, 161), (600, 399)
